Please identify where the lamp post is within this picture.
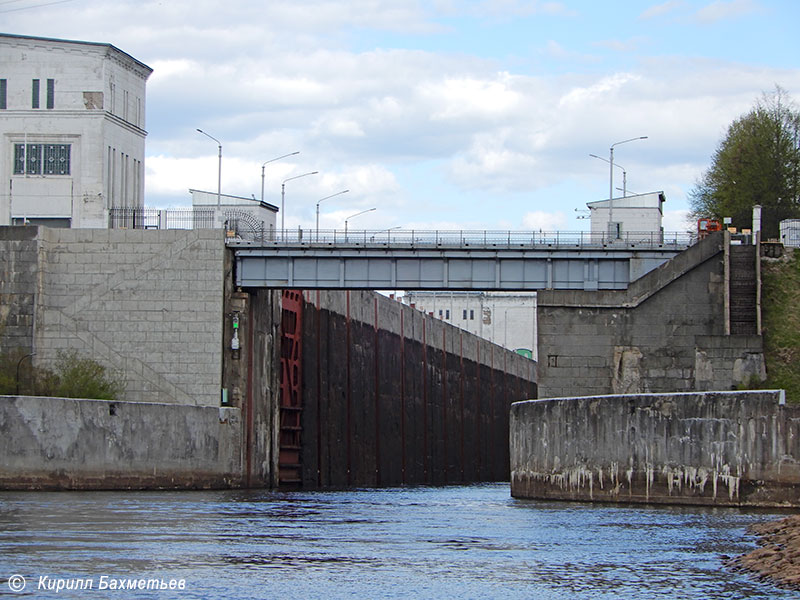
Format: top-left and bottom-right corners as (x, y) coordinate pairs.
(589, 153), (627, 197)
(196, 129), (222, 209)
(315, 189), (349, 241)
(281, 171), (318, 238)
(381, 225), (402, 243)
(261, 152), (300, 203)
(608, 136), (647, 237)
(344, 207), (376, 237)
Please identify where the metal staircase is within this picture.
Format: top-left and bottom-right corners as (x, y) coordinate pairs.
(729, 245), (758, 335)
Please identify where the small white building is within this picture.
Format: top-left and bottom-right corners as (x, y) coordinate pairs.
(587, 191), (666, 238)
(190, 189), (278, 239)
(402, 291), (538, 360)
(0, 33), (152, 228)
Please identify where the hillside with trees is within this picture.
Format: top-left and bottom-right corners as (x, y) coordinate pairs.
(690, 87), (800, 239)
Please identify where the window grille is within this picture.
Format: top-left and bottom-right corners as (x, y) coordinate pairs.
(13, 143), (70, 175)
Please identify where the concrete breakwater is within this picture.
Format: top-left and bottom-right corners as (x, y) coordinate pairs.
(510, 390), (800, 507)
(0, 395), (242, 489)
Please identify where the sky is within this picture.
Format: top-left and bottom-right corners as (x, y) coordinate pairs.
(3, 0), (800, 234)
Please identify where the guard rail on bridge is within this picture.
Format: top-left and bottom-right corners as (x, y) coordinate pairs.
(106, 209), (697, 290)
(227, 229), (696, 250)
(107, 208), (695, 251)
(231, 230), (696, 291)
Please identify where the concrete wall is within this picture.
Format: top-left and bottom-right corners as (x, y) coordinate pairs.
(510, 390), (800, 507)
(223, 288), (282, 489)
(0, 395), (241, 490)
(1, 226), (226, 407)
(0, 227), (38, 354)
(537, 232), (764, 398)
(299, 290), (538, 488)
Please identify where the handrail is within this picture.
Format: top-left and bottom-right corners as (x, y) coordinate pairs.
(232, 228), (697, 250)
(107, 210), (696, 250)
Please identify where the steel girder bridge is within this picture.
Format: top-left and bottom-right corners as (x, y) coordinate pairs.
(229, 229), (696, 291)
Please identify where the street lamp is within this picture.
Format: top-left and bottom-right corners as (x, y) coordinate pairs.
(609, 136), (647, 237)
(261, 152), (300, 203)
(281, 171), (318, 237)
(589, 153), (627, 197)
(196, 129), (222, 209)
(316, 189), (349, 241)
(344, 207), (376, 236)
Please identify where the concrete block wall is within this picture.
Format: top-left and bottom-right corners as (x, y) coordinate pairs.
(0, 227), (39, 353)
(536, 232), (764, 397)
(0, 395), (242, 490)
(510, 390), (799, 507)
(1, 226), (225, 406)
(299, 290), (538, 488)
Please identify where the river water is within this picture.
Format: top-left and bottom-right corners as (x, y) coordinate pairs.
(0, 483), (797, 599)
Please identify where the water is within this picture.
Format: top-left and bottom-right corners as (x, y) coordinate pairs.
(0, 483), (797, 599)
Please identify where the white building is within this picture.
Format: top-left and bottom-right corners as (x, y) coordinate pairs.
(402, 291), (538, 360)
(0, 33), (152, 228)
(190, 189), (278, 239)
(587, 191), (666, 239)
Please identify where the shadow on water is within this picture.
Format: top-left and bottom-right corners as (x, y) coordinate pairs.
(0, 483), (796, 599)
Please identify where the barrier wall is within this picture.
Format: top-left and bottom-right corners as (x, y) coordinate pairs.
(0, 395), (242, 490)
(510, 390), (800, 507)
(1, 227), (226, 407)
(536, 233), (765, 398)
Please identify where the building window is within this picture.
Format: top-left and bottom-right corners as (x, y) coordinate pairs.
(0, 79), (6, 109)
(470, 309), (475, 320)
(32, 78), (39, 108)
(445, 309), (450, 320)
(463, 309), (467, 320)
(46, 78), (54, 109)
(13, 143), (71, 175)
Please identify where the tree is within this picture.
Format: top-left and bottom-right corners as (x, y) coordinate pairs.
(690, 87), (800, 239)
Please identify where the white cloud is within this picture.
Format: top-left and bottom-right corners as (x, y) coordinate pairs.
(663, 209), (694, 232)
(436, 0), (577, 18)
(594, 37), (649, 53)
(543, 40), (600, 63)
(639, 0), (687, 20)
(522, 211), (568, 231)
(692, 0), (759, 24)
(424, 75), (521, 121)
(4, 0), (798, 232)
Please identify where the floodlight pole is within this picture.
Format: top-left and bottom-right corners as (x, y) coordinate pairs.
(609, 136), (647, 238)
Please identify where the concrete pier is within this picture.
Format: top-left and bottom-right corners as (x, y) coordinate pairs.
(510, 390), (800, 507)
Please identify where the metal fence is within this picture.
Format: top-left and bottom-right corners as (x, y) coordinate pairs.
(109, 208), (216, 230)
(108, 209), (696, 250)
(240, 228), (697, 250)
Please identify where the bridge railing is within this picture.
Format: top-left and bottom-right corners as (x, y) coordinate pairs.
(233, 229), (697, 249)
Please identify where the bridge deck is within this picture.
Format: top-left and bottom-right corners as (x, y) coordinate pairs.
(230, 230), (695, 291)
